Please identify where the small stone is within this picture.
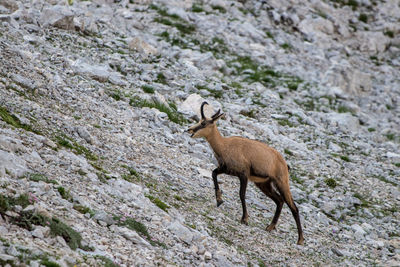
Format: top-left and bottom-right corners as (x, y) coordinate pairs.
(331, 248), (344, 257)
(204, 251), (212, 260)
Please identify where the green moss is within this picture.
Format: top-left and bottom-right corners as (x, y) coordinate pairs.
(367, 127), (375, 132)
(324, 178), (337, 188)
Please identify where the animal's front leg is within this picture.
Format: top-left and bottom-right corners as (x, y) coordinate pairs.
(212, 167), (224, 207)
(239, 175), (249, 225)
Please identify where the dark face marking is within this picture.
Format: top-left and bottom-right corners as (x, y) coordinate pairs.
(187, 120), (212, 137)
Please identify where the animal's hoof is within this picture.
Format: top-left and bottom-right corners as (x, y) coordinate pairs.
(266, 224), (275, 232)
(216, 200), (224, 207)
(297, 238), (304, 245)
(240, 218), (248, 225)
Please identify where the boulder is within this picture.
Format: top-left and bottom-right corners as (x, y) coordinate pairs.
(39, 6), (75, 30)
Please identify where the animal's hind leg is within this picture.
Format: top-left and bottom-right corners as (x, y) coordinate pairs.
(255, 181), (284, 231)
(276, 180), (304, 245)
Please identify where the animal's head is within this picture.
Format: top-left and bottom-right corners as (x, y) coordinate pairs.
(187, 102), (224, 138)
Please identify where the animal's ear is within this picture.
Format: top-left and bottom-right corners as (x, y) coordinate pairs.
(212, 112), (224, 122)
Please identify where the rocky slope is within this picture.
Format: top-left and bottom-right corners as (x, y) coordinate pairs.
(0, 0), (399, 266)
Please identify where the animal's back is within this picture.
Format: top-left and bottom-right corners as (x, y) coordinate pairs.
(224, 136), (288, 179)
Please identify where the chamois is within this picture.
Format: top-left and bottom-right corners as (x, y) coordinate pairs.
(187, 102), (304, 245)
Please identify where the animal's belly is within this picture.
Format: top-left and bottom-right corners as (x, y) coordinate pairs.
(248, 175), (270, 183)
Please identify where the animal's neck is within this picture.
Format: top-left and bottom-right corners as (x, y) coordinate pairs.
(205, 126), (225, 155)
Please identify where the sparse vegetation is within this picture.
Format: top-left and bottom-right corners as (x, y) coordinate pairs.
(191, 3), (204, 13)
(142, 85), (155, 94)
(28, 173), (58, 184)
(57, 186), (72, 201)
(151, 4), (196, 35)
(146, 195), (170, 212)
(211, 5), (226, 13)
(55, 134), (98, 161)
(0, 106), (41, 135)
(0, 193), (86, 250)
(130, 96), (187, 125)
(324, 178), (337, 188)
(358, 13), (368, 23)
(384, 30), (394, 38)
(73, 205), (95, 217)
(228, 56), (303, 90)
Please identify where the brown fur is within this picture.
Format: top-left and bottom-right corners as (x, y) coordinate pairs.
(188, 104), (304, 245)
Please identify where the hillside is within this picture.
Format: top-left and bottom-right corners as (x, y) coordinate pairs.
(0, 0), (399, 266)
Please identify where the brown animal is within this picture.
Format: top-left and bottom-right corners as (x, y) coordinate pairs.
(187, 102), (304, 245)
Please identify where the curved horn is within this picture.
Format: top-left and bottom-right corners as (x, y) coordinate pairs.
(211, 109), (221, 119)
(200, 101), (208, 119)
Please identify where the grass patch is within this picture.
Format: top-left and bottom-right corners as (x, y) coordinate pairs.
(353, 193), (370, 207)
(73, 205), (95, 217)
(151, 5), (196, 35)
(55, 134), (98, 161)
(239, 109), (256, 118)
(291, 173), (304, 185)
(195, 84), (223, 98)
(280, 43), (292, 50)
(1, 194), (86, 250)
(146, 195), (170, 212)
(121, 167), (141, 183)
(359, 13), (368, 23)
(142, 85), (155, 94)
(40, 259), (61, 267)
(340, 155), (350, 162)
(28, 173), (58, 184)
(155, 72), (167, 84)
(374, 175), (397, 186)
(228, 56), (303, 89)
(211, 5), (226, 13)
(368, 127), (375, 132)
(115, 216), (167, 248)
(110, 92), (121, 101)
(191, 3), (204, 13)
(0, 106), (41, 135)
(284, 148), (293, 156)
(130, 97), (187, 125)
(57, 186), (72, 201)
(384, 30), (394, 38)
(324, 178), (337, 188)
